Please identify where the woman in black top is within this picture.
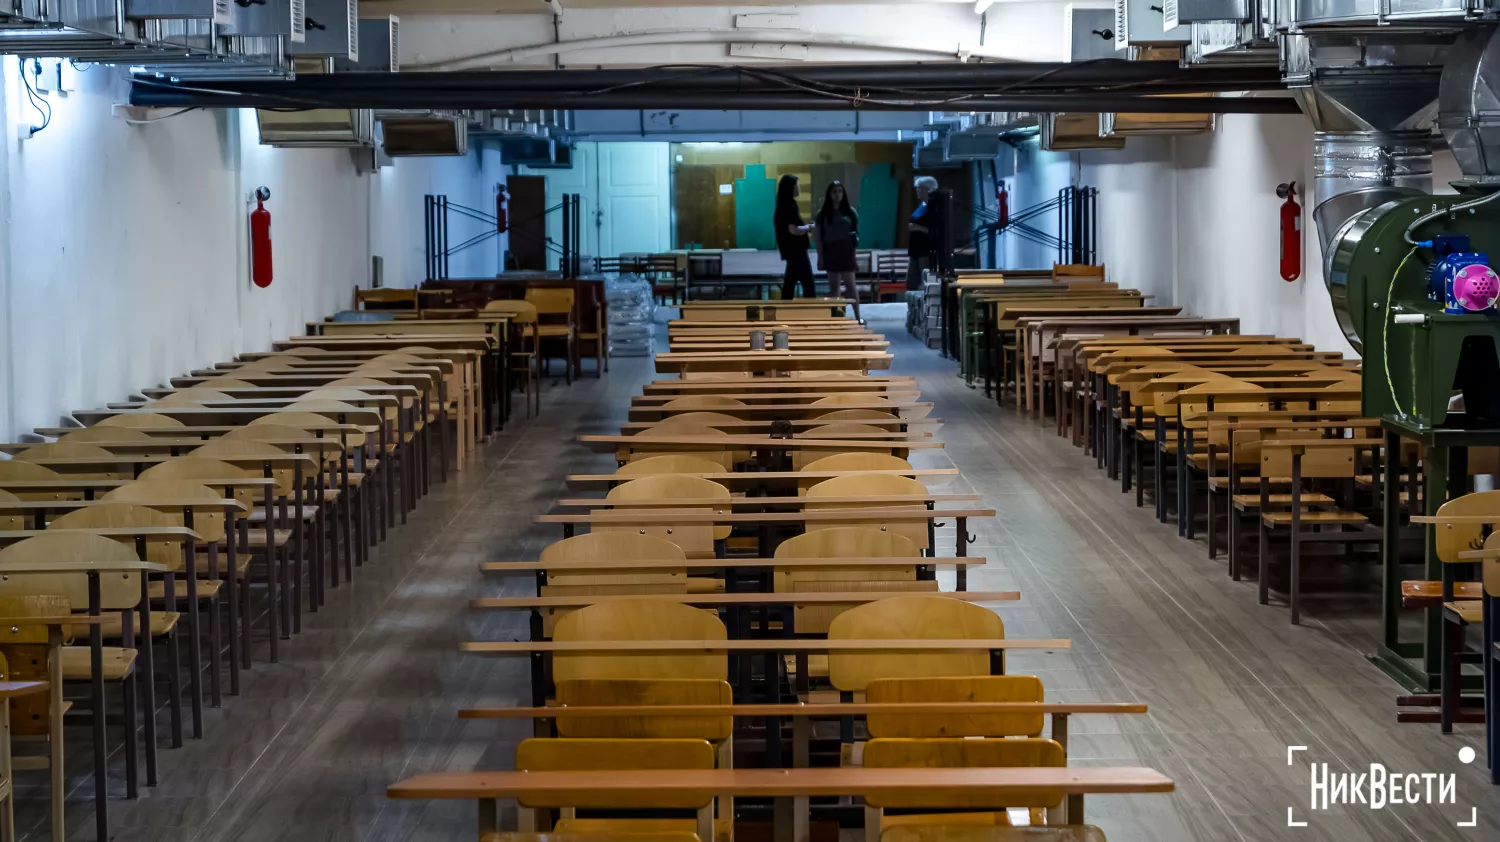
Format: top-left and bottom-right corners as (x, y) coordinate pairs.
(774, 174), (816, 299)
(815, 180), (861, 322)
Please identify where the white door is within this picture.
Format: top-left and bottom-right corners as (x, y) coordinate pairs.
(596, 142), (671, 257)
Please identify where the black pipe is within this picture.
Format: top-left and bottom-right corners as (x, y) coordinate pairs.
(130, 82), (1301, 113)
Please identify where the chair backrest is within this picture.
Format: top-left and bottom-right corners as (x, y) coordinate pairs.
(614, 455), (727, 478)
(799, 452), (912, 473)
(152, 388), (232, 407)
(525, 287), (576, 316)
(192, 439), (298, 497)
(0, 593), (71, 737)
(648, 412), (741, 431)
(139, 457), (258, 513)
(866, 675), (1045, 738)
(0, 533), (143, 611)
(49, 503), (183, 570)
(0, 489), (22, 530)
(553, 599), (727, 682)
(250, 411), (366, 447)
(95, 413), (185, 429)
(814, 409), (900, 423)
(554, 678), (733, 740)
(61, 426), (158, 458)
(804, 473), (928, 550)
(604, 474), (730, 547)
(514, 738), (713, 809)
(793, 370), (870, 379)
(483, 300), (539, 324)
(536, 532), (689, 634)
(13, 442), (125, 480)
(202, 378), (255, 388)
(681, 371), (750, 381)
(774, 526), (926, 633)
(828, 595), (1004, 691)
(354, 287), (419, 310)
(862, 737), (1065, 810)
(103, 480), (230, 544)
(661, 395), (746, 411)
(813, 394), (890, 410)
(324, 377), (389, 389)
(1434, 489), (1500, 564)
(794, 422), (891, 470)
(0, 461), (76, 502)
(1258, 442), (1356, 484)
(624, 423), (733, 472)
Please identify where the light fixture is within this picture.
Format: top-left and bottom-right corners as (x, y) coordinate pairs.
(974, 0), (995, 13)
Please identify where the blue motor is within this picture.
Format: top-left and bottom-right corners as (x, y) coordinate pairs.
(1425, 234), (1500, 315)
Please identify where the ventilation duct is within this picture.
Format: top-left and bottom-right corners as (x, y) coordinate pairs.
(1113, 0), (1190, 51)
(257, 108), (374, 147)
(1066, 6), (1118, 62)
(378, 112), (468, 156)
(291, 0), (358, 60)
(222, 0), (305, 43)
(1437, 25), (1500, 186)
(335, 16), (398, 71)
(1040, 113), (1127, 151)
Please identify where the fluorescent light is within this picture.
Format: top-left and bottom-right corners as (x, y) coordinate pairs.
(974, 0), (995, 13)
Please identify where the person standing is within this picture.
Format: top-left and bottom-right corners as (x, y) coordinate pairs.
(775, 174), (816, 300)
(815, 180), (862, 323)
(906, 175), (939, 290)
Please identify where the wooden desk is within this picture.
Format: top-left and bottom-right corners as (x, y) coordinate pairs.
(387, 765), (1171, 842)
(618, 419), (942, 435)
(564, 468), (962, 491)
(0, 680), (47, 841)
(631, 391), (920, 405)
(630, 401), (933, 422)
(655, 351), (893, 375)
(554, 493), (978, 508)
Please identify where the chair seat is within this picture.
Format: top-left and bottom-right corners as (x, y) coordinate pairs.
(1231, 493), (1333, 510)
(62, 646), (137, 680)
(879, 810), (1046, 830)
(1445, 600), (1483, 624)
(150, 579), (225, 601)
(218, 528), (293, 550)
(552, 818), (699, 835)
(1260, 510), (1368, 526)
(249, 505), (320, 523)
(1401, 580), (1482, 607)
(536, 325), (573, 338)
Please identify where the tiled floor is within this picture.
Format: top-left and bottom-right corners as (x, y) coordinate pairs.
(18, 306), (1500, 841)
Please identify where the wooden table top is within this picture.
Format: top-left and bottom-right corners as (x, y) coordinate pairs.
(618, 419), (942, 434)
(554, 493), (979, 508)
(588, 434), (941, 452)
(458, 701), (1148, 719)
(630, 391), (919, 404)
(465, 638), (1067, 654)
(1161, 386), (1360, 405)
(34, 424), (371, 438)
(274, 335), (493, 351)
(480, 556), (982, 573)
(0, 527), (202, 542)
(0, 437), (345, 455)
(387, 765), (1169, 800)
(0, 498), (246, 513)
(72, 406), (384, 427)
(536, 508), (992, 525)
(630, 402), (933, 420)
(471, 590), (1019, 609)
(564, 468), (961, 489)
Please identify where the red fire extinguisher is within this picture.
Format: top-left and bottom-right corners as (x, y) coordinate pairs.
(250, 186), (273, 289)
(495, 185), (508, 234)
(997, 181), (1009, 230)
(1277, 181), (1302, 282)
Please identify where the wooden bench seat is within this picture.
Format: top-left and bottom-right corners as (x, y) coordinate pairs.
(1259, 510), (1368, 526)
(1231, 493), (1333, 510)
(1401, 580), (1482, 607)
(61, 646), (136, 680)
(1443, 600), (1482, 624)
(150, 579), (227, 600)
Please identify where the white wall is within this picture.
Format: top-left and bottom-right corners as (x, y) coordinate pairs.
(1005, 113), (1366, 354)
(0, 60), (502, 440)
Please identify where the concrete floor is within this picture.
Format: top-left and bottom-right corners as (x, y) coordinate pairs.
(18, 304), (1500, 841)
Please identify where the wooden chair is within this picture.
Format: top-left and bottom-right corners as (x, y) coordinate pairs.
(95, 413), (185, 430)
(619, 423), (734, 471)
(648, 412), (742, 430)
(828, 595), (1005, 693)
(794, 422), (891, 470)
(0, 462), (79, 502)
(805, 473), (930, 553)
(354, 287), (419, 311)
(526, 288), (578, 384)
(0, 594), (70, 840)
(661, 395), (746, 411)
(1434, 500), (1500, 732)
(615, 455), (727, 480)
(551, 598), (727, 684)
(882, 828), (1106, 842)
(600, 475), (730, 561)
(47, 505), (187, 745)
(536, 532), (689, 635)
(813, 394), (891, 413)
(12, 442), (126, 481)
(0, 534), (147, 797)
(816, 409), (902, 423)
(151, 388), (233, 408)
(485, 300), (542, 419)
(59, 427), (158, 457)
(1257, 441), (1378, 625)
(514, 737), (715, 839)
(799, 452), (914, 494)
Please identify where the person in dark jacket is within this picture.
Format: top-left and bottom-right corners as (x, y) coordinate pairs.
(774, 174), (816, 299)
(815, 180), (861, 322)
(906, 175), (939, 290)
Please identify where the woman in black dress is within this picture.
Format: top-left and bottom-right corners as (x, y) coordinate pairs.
(815, 180), (861, 322)
(774, 174), (816, 299)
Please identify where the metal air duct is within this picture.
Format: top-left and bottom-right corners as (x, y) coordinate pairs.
(1437, 25), (1500, 186)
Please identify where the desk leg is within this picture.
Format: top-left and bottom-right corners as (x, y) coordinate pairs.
(137, 573), (157, 787)
(184, 537), (203, 738)
(47, 627), (62, 842)
(88, 573), (108, 842)
(264, 484), (281, 662)
(477, 798), (500, 841)
(0, 699), (11, 842)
